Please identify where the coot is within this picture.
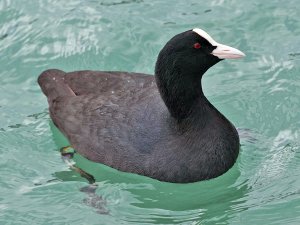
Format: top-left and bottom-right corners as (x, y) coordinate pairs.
(38, 28), (245, 183)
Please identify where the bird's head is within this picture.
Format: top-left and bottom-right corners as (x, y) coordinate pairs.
(155, 28), (245, 119)
(155, 28), (245, 77)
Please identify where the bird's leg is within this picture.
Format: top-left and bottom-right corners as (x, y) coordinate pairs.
(60, 146), (96, 184)
(60, 146), (108, 214)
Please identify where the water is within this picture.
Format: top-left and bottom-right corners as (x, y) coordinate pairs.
(0, 0), (300, 224)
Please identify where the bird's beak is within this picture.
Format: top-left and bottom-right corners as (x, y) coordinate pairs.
(211, 43), (245, 59)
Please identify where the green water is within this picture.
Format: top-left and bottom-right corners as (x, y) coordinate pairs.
(1, 0), (300, 224)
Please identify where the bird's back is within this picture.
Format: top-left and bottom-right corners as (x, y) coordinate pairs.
(38, 69), (171, 176)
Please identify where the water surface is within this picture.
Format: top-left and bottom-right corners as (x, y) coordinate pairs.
(0, 0), (300, 224)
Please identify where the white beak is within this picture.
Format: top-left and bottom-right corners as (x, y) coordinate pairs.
(192, 28), (245, 59)
(211, 43), (245, 59)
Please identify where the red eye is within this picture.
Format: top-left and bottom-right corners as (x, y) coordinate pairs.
(193, 43), (201, 49)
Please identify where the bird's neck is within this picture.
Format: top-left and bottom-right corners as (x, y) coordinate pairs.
(155, 68), (210, 120)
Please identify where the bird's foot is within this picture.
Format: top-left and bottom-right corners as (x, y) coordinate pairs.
(60, 146), (96, 184)
(59, 146), (108, 214)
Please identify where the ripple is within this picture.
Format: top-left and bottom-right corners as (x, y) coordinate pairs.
(99, 0), (144, 7)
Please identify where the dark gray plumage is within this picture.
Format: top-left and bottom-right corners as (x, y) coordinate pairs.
(38, 29), (244, 183)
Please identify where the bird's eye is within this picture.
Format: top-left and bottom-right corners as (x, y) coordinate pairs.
(193, 43), (201, 49)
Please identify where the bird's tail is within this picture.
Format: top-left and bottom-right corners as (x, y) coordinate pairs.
(38, 69), (76, 103)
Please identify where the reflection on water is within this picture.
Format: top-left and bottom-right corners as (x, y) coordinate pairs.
(0, 0), (300, 224)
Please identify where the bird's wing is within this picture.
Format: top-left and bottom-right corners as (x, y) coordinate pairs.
(64, 70), (155, 96)
(38, 69), (163, 170)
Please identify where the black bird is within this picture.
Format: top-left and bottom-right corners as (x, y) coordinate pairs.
(38, 28), (245, 183)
